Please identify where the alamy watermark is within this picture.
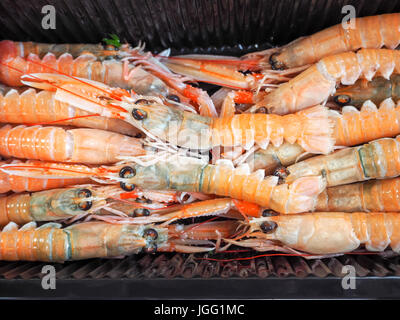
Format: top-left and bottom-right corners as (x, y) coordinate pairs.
(41, 5), (56, 30)
(341, 5), (356, 30)
(341, 265), (356, 290)
(41, 265), (56, 290)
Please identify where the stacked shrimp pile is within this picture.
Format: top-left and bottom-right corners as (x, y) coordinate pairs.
(0, 13), (399, 262)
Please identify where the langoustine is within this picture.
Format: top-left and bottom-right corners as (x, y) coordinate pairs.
(0, 84), (138, 136)
(21, 73), (334, 154)
(160, 14), (400, 91)
(0, 219), (236, 261)
(0, 40), (217, 117)
(113, 156), (325, 214)
(0, 41), (134, 61)
(229, 212), (400, 256)
(333, 75), (400, 108)
(250, 49), (400, 114)
(0, 156), (325, 214)
(261, 13), (400, 70)
(0, 40), (170, 93)
(284, 135), (400, 187)
(0, 185), (123, 226)
(250, 98), (400, 174)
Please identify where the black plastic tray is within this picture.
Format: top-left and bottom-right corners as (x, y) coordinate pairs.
(0, 253), (399, 299)
(2, 277), (400, 299)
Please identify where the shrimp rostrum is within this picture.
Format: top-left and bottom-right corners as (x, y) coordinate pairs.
(21, 73), (334, 154)
(229, 212), (400, 256)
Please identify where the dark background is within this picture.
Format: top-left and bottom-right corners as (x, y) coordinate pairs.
(1, 0), (400, 55)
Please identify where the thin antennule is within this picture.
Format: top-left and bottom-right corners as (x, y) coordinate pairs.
(100, 204), (129, 218)
(27, 113), (102, 127)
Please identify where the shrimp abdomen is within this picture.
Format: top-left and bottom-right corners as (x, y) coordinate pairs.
(0, 227), (68, 261)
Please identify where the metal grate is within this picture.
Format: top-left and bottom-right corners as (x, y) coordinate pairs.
(0, 253), (399, 280)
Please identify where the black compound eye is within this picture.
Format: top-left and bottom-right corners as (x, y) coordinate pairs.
(334, 94), (351, 106)
(119, 166), (136, 179)
(273, 166), (289, 182)
(78, 200), (92, 211)
(269, 52), (285, 70)
(131, 108), (147, 120)
(78, 188), (92, 198)
(144, 228), (158, 240)
(119, 167), (136, 191)
(143, 244), (157, 254)
(120, 182), (135, 192)
(262, 210), (279, 217)
(166, 94), (180, 103)
(239, 70), (252, 76)
(133, 208), (150, 217)
(260, 221), (278, 233)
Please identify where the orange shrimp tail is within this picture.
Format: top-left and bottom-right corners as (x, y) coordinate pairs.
(295, 105), (335, 154)
(286, 176), (326, 213)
